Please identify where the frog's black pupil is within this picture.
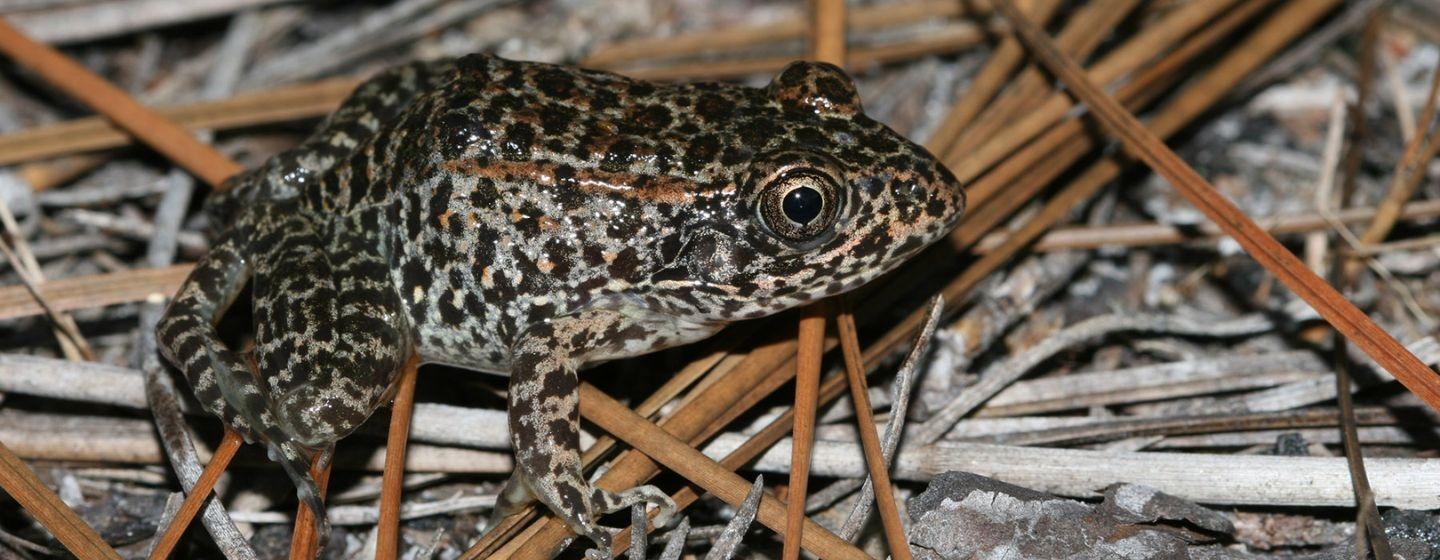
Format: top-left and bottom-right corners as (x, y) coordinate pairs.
(782, 186), (823, 225)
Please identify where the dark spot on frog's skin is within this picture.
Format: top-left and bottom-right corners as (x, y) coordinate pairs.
(674, 120), (700, 136)
(685, 135), (721, 171)
(657, 235), (684, 264)
(625, 81), (657, 98)
(502, 123), (536, 161)
(859, 176), (885, 197)
(695, 93), (734, 121)
(556, 486), (589, 523)
(926, 196), (948, 218)
(357, 209), (381, 235)
(539, 108), (573, 136)
(553, 164), (577, 187)
(467, 178), (500, 211)
(576, 276), (606, 293)
(437, 290), (465, 325)
(464, 292), (486, 318)
(633, 104), (672, 129)
(793, 127), (827, 148)
(533, 68), (575, 98)
(401, 259), (429, 297)
(608, 248), (641, 278)
(428, 178), (454, 224)
(720, 146), (750, 166)
(498, 66), (526, 90)
(591, 88), (620, 112)
(601, 139), (638, 172)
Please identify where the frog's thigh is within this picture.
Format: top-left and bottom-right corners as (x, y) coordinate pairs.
(508, 317), (676, 553)
(250, 213), (409, 448)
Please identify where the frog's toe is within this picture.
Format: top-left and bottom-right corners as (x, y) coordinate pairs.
(269, 441), (331, 547)
(596, 485), (677, 529)
(583, 546), (614, 560)
(575, 522), (614, 559)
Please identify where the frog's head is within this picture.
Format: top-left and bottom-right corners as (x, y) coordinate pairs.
(659, 61), (965, 320)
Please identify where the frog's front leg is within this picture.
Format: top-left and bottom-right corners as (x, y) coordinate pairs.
(508, 318), (676, 556)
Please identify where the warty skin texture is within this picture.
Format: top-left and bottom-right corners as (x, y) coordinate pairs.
(156, 53), (964, 555)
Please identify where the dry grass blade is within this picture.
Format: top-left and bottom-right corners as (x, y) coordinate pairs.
(836, 299), (910, 560)
(0, 18), (241, 187)
(583, 0), (983, 68)
(991, 0), (1440, 411)
(944, 0), (1144, 165)
(147, 430), (243, 560)
(618, 24), (988, 82)
(0, 264), (190, 320)
(0, 440), (122, 560)
(1354, 64), (1440, 250)
(925, 0), (1064, 155)
(984, 199), (1440, 253)
(376, 357), (421, 560)
(577, 384), (869, 560)
(950, 0), (1255, 180)
(0, 78), (359, 168)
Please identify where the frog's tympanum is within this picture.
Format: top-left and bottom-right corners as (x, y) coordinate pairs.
(157, 54), (964, 555)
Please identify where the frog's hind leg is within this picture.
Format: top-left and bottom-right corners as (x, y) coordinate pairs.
(157, 225), (260, 440)
(155, 216), (331, 532)
(249, 206), (411, 542)
(509, 319), (677, 557)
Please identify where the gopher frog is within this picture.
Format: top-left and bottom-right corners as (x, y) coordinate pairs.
(157, 53), (965, 554)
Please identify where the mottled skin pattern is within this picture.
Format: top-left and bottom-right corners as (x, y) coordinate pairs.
(156, 53), (964, 556)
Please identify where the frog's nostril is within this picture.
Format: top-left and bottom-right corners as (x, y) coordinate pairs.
(893, 180), (924, 202)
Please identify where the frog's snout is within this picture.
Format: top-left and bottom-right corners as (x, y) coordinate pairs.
(925, 163), (967, 230)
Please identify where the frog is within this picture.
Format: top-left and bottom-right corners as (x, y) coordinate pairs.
(155, 52), (965, 556)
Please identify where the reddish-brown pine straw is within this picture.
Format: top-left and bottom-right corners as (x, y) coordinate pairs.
(146, 430), (243, 560)
(990, 0), (1440, 412)
(377, 357), (422, 559)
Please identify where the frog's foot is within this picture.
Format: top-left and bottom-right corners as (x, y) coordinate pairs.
(593, 485), (677, 529)
(268, 440), (331, 550)
(481, 472), (534, 534)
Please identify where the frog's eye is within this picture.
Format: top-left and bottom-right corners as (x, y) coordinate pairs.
(758, 168), (843, 244)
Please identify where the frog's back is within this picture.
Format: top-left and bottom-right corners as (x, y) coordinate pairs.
(373, 55), (763, 370)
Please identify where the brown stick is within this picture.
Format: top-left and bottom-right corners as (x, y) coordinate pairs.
(376, 357), (421, 560)
(289, 454), (333, 560)
(991, 0), (1440, 411)
(781, 2), (845, 558)
(0, 17), (241, 188)
(783, 304), (828, 560)
(0, 440), (122, 560)
(578, 384), (870, 560)
(147, 430), (243, 560)
(836, 301), (911, 560)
